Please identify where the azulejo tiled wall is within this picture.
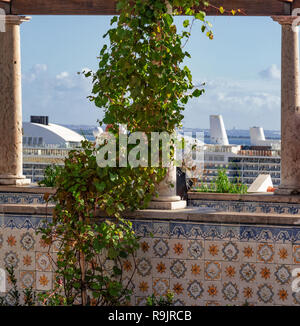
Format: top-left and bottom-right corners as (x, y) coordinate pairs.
(132, 219), (300, 306)
(188, 199), (300, 215)
(1, 212), (300, 306)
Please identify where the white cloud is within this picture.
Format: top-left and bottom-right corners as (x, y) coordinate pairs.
(183, 77), (280, 129)
(22, 64), (281, 130)
(22, 64), (101, 125)
(259, 64), (280, 80)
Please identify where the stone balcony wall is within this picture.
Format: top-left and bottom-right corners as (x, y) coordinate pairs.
(1, 187), (300, 306)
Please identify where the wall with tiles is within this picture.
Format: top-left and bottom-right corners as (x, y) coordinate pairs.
(188, 198), (300, 215)
(1, 190), (300, 306)
(0, 213), (300, 306)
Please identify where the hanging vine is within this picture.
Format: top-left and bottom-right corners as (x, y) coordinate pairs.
(40, 0), (243, 306)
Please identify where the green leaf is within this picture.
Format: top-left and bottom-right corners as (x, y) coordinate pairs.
(192, 89), (204, 97)
(110, 16), (118, 25)
(183, 19), (190, 28)
(163, 13), (173, 27)
(95, 181), (106, 192)
(195, 11), (206, 21)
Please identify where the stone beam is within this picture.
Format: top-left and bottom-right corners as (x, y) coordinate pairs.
(0, 0), (290, 16)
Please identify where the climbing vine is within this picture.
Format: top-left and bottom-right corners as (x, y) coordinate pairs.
(40, 0), (243, 306)
(87, 0), (213, 134)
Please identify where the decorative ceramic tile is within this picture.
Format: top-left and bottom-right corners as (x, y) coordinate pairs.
(203, 281), (222, 301)
(273, 285), (292, 306)
(5, 233), (18, 248)
(122, 259), (134, 276)
(185, 260), (204, 280)
(36, 252), (52, 272)
(256, 264), (275, 283)
(36, 235), (51, 253)
(186, 280), (204, 300)
(20, 271), (35, 289)
(222, 282), (239, 302)
(137, 238), (153, 258)
(257, 283), (274, 304)
(4, 251), (19, 268)
(170, 259), (187, 279)
(204, 261), (221, 281)
(36, 271), (52, 291)
(153, 222), (170, 238)
(170, 279), (185, 297)
(20, 252), (35, 271)
(186, 224), (204, 240)
(168, 239), (187, 259)
(152, 258), (170, 278)
(204, 241), (223, 261)
(274, 265), (292, 285)
(20, 232), (36, 251)
(135, 279), (151, 296)
(170, 223), (188, 239)
(274, 244), (292, 264)
(153, 239), (169, 258)
(238, 283), (257, 304)
(134, 221), (153, 237)
(136, 258), (152, 277)
(153, 278), (169, 297)
(239, 263), (257, 283)
(222, 262), (238, 281)
(257, 243), (274, 263)
(240, 242), (256, 263)
(222, 241), (239, 262)
(187, 240), (204, 259)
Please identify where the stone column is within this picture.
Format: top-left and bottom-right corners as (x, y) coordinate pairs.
(0, 15), (31, 185)
(272, 16), (300, 195)
(149, 165), (187, 210)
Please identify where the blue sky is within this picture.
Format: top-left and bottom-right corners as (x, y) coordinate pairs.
(20, 15), (282, 130)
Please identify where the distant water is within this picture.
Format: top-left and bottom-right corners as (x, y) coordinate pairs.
(205, 136), (251, 146)
(81, 134), (252, 146)
(75, 129), (280, 147)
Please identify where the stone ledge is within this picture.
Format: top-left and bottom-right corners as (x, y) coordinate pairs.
(0, 204), (53, 215)
(1, 204), (300, 226)
(0, 184), (55, 194)
(188, 191), (300, 204)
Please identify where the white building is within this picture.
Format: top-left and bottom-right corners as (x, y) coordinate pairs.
(23, 116), (85, 182)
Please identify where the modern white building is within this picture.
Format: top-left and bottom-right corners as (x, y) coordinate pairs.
(22, 116), (85, 182)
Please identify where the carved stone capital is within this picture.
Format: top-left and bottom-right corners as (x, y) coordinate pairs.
(0, 15), (31, 26)
(272, 15), (300, 26)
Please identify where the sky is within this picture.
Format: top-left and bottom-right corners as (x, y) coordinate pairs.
(20, 15), (283, 130)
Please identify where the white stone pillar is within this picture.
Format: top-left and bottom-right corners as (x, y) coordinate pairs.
(272, 16), (300, 195)
(0, 15), (31, 185)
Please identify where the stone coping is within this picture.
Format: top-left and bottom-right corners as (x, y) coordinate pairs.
(0, 185), (55, 194)
(1, 204), (300, 226)
(188, 191), (300, 204)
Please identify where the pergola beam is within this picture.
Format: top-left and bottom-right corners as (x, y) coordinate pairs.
(0, 0), (293, 16)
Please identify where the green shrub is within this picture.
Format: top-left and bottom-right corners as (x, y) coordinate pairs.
(197, 168), (248, 194)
